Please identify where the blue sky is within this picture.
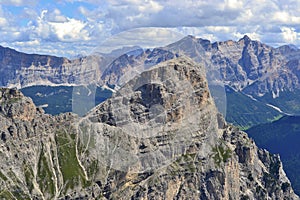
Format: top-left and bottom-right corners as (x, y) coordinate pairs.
(0, 0), (299, 58)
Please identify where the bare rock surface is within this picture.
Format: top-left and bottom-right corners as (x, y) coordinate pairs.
(0, 57), (298, 199)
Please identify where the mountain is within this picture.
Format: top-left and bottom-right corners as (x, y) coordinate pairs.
(223, 85), (282, 129)
(2, 36), (300, 97)
(0, 57), (297, 199)
(0, 45), (116, 88)
(20, 85), (113, 116)
(165, 35), (292, 92)
(93, 36), (292, 128)
(164, 35), (300, 115)
(246, 115), (300, 195)
(91, 35), (300, 119)
(100, 48), (178, 86)
(1, 35), (300, 125)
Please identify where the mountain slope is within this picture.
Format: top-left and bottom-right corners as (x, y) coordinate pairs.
(0, 57), (297, 199)
(246, 116), (300, 194)
(224, 86), (282, 129)
(20, 85), (112, 115)
(2, 35), (300, 129)
(165, 35), (293, 92)
(0, 45), (113, 88)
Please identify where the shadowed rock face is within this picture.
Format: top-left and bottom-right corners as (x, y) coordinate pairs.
(0, 57), (298, 200)
(0, 45), (109, 88)
(2, 35), (300, 101)
(165, 35), (300, 96)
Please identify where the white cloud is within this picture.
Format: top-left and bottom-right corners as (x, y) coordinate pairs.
(93, 27), (184, 53)
(0, 6), (9, 27)
(281, 27), (298, 43)
(28, 10), (90, 42)
(46, 9), (68, 22)
(0, 0), (300, 57)
(233, 32), (261, 41)
(272, 11), (300, 24)
(0, 17), (8, 27)
(13, 39), (40, 46)
(223, 0), (244, 10)
(49, 18), (90, 41)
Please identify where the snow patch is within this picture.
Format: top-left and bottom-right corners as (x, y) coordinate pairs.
(272, 89), (280, 99)
(257, 93), (264, 97)
(39, 104), (49, 108)
(266, 103), (291, 115)
(102, 85), (116, 93)
(245, 94), (258, 101)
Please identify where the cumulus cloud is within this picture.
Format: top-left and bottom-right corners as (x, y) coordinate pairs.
(28, 10), (91, 42)
(0, 0), (300, 57)
(93, 27), (184, 53)
(46, 9), (68, 22)
(281, 27), (298, 43)
(50, 19), (90, 41)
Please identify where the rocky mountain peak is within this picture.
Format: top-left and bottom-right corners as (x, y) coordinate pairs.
(81, 57), (298, 199)
(238, 35), (252, 44)
(0, 50), (298, 200)
(0, 88), (38, 121)
(90, 56), (214, 129)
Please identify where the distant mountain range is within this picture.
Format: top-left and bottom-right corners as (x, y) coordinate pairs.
(2, 35), (300, 97)
(0, 58), (297, 199)
(2, 35), (300, 128)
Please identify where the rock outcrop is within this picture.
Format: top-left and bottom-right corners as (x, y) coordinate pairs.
(2, 35), (300, 101)
(0, 45), (112, 88)
(0, 57), (298, 199)
(165, 35), (300, 97)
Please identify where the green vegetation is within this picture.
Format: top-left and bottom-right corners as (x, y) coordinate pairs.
(212, 143), (232, 167)
(169, 153), (198, 174)
(0, 170), (8, 181)
(256, 89), (300, 115)
(23, 163), (34, 193)
(55, 129), (88, 193)
(7, 97), (21, 104)
(37, 146), (55, 197)
(87, 160), (99, 179)
(246, 115), (300, 195)
(0, 190), (15, 199)
(224, 86), (282, 130)
(7, 170), (22, 185)
(1, 97), (21, 106)
(21, 85), (112, 115)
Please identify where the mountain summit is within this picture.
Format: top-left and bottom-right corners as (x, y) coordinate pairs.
(0, 57), (297, 199)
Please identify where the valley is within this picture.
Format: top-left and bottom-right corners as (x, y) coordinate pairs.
(0, 35), (300, 198)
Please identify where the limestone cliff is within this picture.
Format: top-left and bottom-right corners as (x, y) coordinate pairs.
(0, 57), (298, 199)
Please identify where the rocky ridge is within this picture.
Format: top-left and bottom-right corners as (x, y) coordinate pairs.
(1, 36), (300, 101)
(164, 35), (300, 97)
(0, 57), (298, 199)
(0, 45), (117, 88)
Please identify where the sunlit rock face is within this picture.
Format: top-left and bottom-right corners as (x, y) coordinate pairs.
(0, 57), (298, 200)
(2, 35), (300, 101)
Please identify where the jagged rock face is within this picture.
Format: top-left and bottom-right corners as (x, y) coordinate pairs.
(0, 46), (67, 87)
(164, 35), (300, 97)
(89, 35), (300, 98)
(2, 36), (300, 100)
(0, 45), (178, 89)
(0, 46), (109, 88)
(0, 58), (298, 200)
(100, 48), (178, 86)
